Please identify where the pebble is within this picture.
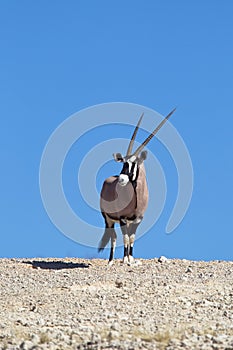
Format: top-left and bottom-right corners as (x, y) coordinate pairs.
(111, 322), (120, 331)
(158, 256), (168, 263)
(20, 341), (34, 350)
(115, 279), (123, 288)
(185, 267), (193, 273)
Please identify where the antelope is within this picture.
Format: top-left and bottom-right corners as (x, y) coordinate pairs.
(98, 108), (176, 264)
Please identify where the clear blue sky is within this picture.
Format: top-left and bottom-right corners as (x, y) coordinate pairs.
(1, 1), (232, 260)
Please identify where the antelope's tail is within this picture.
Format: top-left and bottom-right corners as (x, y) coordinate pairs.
(98, 230), (111, 252)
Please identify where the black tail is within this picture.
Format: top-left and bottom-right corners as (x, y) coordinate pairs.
(98, 230), (111, 252)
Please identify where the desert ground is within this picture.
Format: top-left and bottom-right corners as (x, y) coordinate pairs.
(0, 257), (232, 349)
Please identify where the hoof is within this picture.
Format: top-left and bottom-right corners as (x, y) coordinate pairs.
(128, 255), (134, 264)
(108, 260), (114, 267)
(122, 256), (128, 264)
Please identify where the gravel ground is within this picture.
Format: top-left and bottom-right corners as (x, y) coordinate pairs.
(0, 257), (233, 350)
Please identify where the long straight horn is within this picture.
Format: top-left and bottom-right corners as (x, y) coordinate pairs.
(126, 113), (144, 156)
(133, 108), (176, 157)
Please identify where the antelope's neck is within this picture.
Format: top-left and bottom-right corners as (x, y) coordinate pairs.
(137, 163), (147, 184)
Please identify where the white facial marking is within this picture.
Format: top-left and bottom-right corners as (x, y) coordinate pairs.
(129, 155), (136, 162)
(118, 174), (129, 186)
(132, 164), (137, 181)
(127, 160), (133, 173)
(127, 159), (137, 181)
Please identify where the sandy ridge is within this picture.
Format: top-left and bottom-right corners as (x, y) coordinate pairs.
(0, 257), (232, 349)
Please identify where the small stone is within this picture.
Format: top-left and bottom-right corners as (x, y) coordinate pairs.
(158, 256), (168, 263)
(111, 322), (120, 331)
(108, 330), (120, 340)
(20, 341), (34, 350)
(91, 332), (101, 342)
(30, 334), (40, 344)
(115, 279), (123, 288)
(186, 267), (193, 273)
(212, 334), (228, 344)
(30, 304), (38, 312)
(205, 334), (213, 340)
(37, 318), (45, 326)
(180, 340), (190, 347)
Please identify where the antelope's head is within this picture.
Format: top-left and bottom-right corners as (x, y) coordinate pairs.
(113, 108), (176, 187)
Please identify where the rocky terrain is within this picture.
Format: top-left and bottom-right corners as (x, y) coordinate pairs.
(0, 257), (232, 350)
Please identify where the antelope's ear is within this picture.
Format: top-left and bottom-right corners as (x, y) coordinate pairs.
(113, 153), (124, 162)
(138, 150), (147, 164)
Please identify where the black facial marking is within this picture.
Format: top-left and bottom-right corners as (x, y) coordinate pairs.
(120, 162), (129, 175)
(120, 161), (139, 183)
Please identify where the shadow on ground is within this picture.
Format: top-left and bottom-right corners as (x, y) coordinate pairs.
(22, 260), (90, 270)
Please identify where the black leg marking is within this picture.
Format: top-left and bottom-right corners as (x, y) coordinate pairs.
(124, 245), (129, 257)
(109, 247), (114, 262)
(129, 246), (133, 257)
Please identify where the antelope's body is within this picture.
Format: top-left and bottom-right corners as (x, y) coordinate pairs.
(100, 163), (148, 221)
(98, 109), (176, 264)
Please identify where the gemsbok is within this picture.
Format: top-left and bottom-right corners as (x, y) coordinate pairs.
(98, 108), (176, 264)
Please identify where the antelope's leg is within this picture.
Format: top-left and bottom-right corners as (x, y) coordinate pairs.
(109, 229), (117, 265)
(128, 221), (141, 263)
(105, 216), (116, 265)
(120, 220), (129, 263)
(98, 215), (117, 265)
(123, 234), (129, 263)
(128, 234), (135, 264)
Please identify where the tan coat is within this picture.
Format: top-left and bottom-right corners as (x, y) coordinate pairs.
(100, 164), (148, 223)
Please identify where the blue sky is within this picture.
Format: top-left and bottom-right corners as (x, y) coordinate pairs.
(1, 1), (232, 260)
